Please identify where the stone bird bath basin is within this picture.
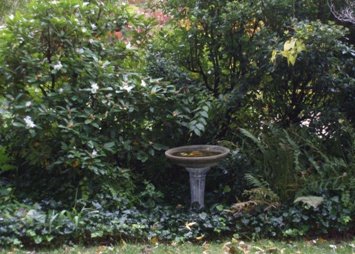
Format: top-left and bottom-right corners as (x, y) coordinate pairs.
(165, 145), (230, 209)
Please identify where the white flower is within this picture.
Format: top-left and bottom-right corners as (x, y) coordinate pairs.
(89, 39), (95, 44)
(91, 23), (97, 30)
(82, 27), (87, 33)
(122, 83), (134, 92)
(92, 149), (97, 157)
(300, 119), (311, 127)
(125, 41), (132, 49)
(25, 101), (32, 107)
(9, 15), (14, 20)
(23, 116), (36, 128)
(141, 80), (147, 87)
(90, 82), (99, 94)
(76, 48), (84, 54)
(102, 61), (110, 69)
(53, 61), (63, 71)
(58, 88), (64, 93)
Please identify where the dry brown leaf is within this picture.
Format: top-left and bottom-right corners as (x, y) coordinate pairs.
(222, 242), (240, 254)
(265, 247), (279, 253)
(96, 245), (107, 254)
(140, 245), (154, 254)
(196, 234), (205, 241)
(150, 236), (159, 245)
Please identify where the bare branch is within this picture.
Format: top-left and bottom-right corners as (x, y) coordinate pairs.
(329, 0), (355, 25)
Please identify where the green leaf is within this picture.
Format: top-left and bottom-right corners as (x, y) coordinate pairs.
(27, 229), (36, 237)
(34, 235), (43, 244)
(152, 143), (168, 150)
(91, 122), (100, 129)
(223, 185), (231, 193)
(199, 212), (207, 220)
(200, 111), (208, 118)
(12, 122), (24, 127)
(193, 128), (201, 136)
(91, 231), (104, 238)
(196, 123), (205, 131)
(216, 205), (224, 211)
(137, 152), (148, 162)
(103, 142), (115, 152)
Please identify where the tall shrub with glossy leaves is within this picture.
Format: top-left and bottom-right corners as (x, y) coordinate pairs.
(0, 0), (210, 203)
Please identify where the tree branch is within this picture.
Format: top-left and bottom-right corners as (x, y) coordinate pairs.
(329, 0), (355, 24)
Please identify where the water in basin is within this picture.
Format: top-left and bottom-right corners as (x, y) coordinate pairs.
(172, 150), (221, 157)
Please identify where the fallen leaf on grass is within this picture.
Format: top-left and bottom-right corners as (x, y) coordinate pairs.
(223, 242), (239, 254)
(265, 247), (279, 253)
(140, 245), (154, 254)
(202, 241), (210, 254)
(150, 236), (159, 245)
(185, 221), (197, 230)
(96, 245), (107, 254)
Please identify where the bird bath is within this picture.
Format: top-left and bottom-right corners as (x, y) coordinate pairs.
(165, 145), (230, 209)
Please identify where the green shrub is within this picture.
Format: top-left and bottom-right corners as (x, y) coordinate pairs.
(0, 0), (28, 24)
(264, 20), (354, 128)
(0, 0), (212, 203)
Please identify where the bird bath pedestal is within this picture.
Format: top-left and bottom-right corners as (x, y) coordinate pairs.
(165, 145), (230, 209)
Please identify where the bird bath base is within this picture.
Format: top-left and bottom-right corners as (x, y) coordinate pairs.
(186, 167), (210, 209)
(165, 145), (229, 210)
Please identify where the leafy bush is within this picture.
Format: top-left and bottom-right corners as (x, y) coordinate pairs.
(265, 20), (354, 128)
(0, 0), (212, 203)
(0, 0), (28, 24)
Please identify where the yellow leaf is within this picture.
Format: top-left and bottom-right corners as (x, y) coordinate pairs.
(185, 221), (197, 230)
(179, 18), (191, 30)
(288, 54), (296, 66)
(284, 38), (296, 51)
(296, 40), (306, 53)
(150, 236), (159, 245)
(281, 50), (290, 59)
(196, 234), (205, 241)
(271, 50), (278, 63)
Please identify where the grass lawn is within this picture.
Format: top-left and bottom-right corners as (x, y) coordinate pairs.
(2, 239), (354, 254)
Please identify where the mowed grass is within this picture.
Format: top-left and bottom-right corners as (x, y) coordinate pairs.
(2, 239), (355, 254)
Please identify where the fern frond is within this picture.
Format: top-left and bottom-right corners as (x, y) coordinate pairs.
(240, 128), (265, 152)
(283, 130), (302, 172)
(243, 187), (280, 203)
(244, 173), (269, 188)
(230, 200), (258, 213)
